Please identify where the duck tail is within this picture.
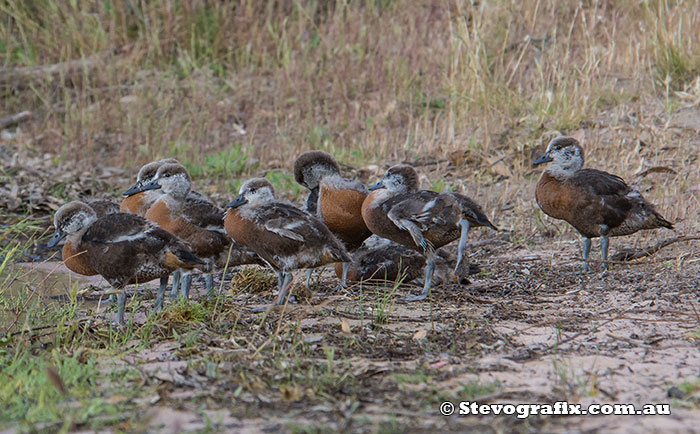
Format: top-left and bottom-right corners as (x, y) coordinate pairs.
(164, 249), (208, 271)
(653, 212), (674, 230)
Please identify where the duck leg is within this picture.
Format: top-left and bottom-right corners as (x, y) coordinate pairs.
(402, 254), (436, 302)
(153, 276), (169, 312)
(454, 219), (471, 273)
(600, 235), (610, 272)
(170, 269), (182, 300)
(250, 272), (293, 312)
(116, 290), (127, 324)
(205, 273), (215, 297)
(304, 268), (313, 288)
(334, 263), (351, 293)
(181, 273), (193, 300)
(273, 272), (294, 306)
(581, 237), (591, 273)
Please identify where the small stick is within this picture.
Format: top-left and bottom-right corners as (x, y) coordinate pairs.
(611, 236), (700, 262)
(0, 111), (32, 130)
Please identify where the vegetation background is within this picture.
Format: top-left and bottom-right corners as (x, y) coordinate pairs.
(2, 0), (700, 432)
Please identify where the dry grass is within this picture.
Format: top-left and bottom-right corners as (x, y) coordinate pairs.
(2, 0), (699, 181)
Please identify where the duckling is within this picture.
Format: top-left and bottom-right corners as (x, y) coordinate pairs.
(533, 136), (674, 271)
(293, 150), (372, 287)
(224, 178), (351, 309)
(47, 201), (206, 323)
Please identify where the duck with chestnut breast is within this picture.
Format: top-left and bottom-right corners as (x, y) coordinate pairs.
(293, 150), (373, 288)
(224, 178), (351, 310)
(533, 136), (674, 272)
(47, 201), (206, 324)
(361, 164), (474, 301)
(139, 163), (262, 303)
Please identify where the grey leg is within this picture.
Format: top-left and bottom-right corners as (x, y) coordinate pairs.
(601, 235), (609, 271)
(305, 268), (313, 288)
(154, 276), (168, 312)
(402, 256), (436, 302)
(205, 274), (214, 297)
(581, 237), (591, 273)
(273, 272), (294, 306)
(250, 272), (293, 312)
(181, 273), (192, 301)
(170, 270), (182, 300)
(455, 219), (471, 273)
(340, 262), (349, 288)
(116, 291), (126, 324)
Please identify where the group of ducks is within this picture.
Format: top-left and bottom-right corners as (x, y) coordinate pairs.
(47, 136), (674, 324)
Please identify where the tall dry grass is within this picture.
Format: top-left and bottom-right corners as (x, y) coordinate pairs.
(1, 0), (699, 182)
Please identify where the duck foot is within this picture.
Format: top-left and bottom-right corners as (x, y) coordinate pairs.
(401, 293), (429, 302)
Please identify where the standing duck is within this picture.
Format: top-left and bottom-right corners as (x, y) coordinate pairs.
(224, 178), (351, 309)
(139, 163), (260, 302)
(361, 164), (469, 301)
(293, 151), (372, 287)
(47, 201), (205, 323)
(533, 136), (674, 271)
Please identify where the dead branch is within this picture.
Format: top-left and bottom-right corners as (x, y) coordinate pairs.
(0, 51), (115, 88)
(611, 236), (700, 262)
(0, 111), (32, 130)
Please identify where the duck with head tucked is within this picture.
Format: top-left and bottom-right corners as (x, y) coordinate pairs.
(47, 201), (206, 324)
(533, 136), (674, 272)
(293, 150), (373, 288)
(224, 178), (351, 310)
(361, 164), (476, 301)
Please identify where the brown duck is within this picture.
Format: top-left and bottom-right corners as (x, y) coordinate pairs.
(534, 136), (674, 271)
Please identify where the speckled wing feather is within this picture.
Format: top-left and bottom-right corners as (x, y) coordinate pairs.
(181, 196), (226, 229)
(448, 193), (497, 230)
(82, 213), (203, 287)
(571, 169), (631, 196)
(384, 191), (460, 231)
(86, 199), (120, 217)
(82, 213), (151, 243)
(256, 203), (331, 244)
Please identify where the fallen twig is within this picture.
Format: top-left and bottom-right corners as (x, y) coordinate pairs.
(611, 236), (700, 261)
(0, 111), (32, 130)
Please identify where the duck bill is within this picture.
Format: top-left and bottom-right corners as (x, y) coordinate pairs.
(47, 229), (67, 248)
(226, 195), (248, 209)
(533, 153), (553, 166)
(139, 179), (162, 192)
(122, 181), (144, 197)
(367, 181), (385, 191)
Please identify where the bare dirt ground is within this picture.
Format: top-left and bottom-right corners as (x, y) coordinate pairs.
(10, 209), (700, 433)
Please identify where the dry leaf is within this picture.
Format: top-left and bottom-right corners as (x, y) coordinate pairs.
(412, 329), (428, 341)
(340, 318), (352, 335)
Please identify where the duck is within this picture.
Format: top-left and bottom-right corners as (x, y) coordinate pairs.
(47, 201), (206, 323)
(361, 164), (469, 301)
(139, 163), (260, 301)
(293, 150), (372, 287)
(52, 199), (121, 278)
(121, 158), (179, 216)
(533, 135), (674, 271)
(121, 158), (210, 216)
(223, 178), (351, 309)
